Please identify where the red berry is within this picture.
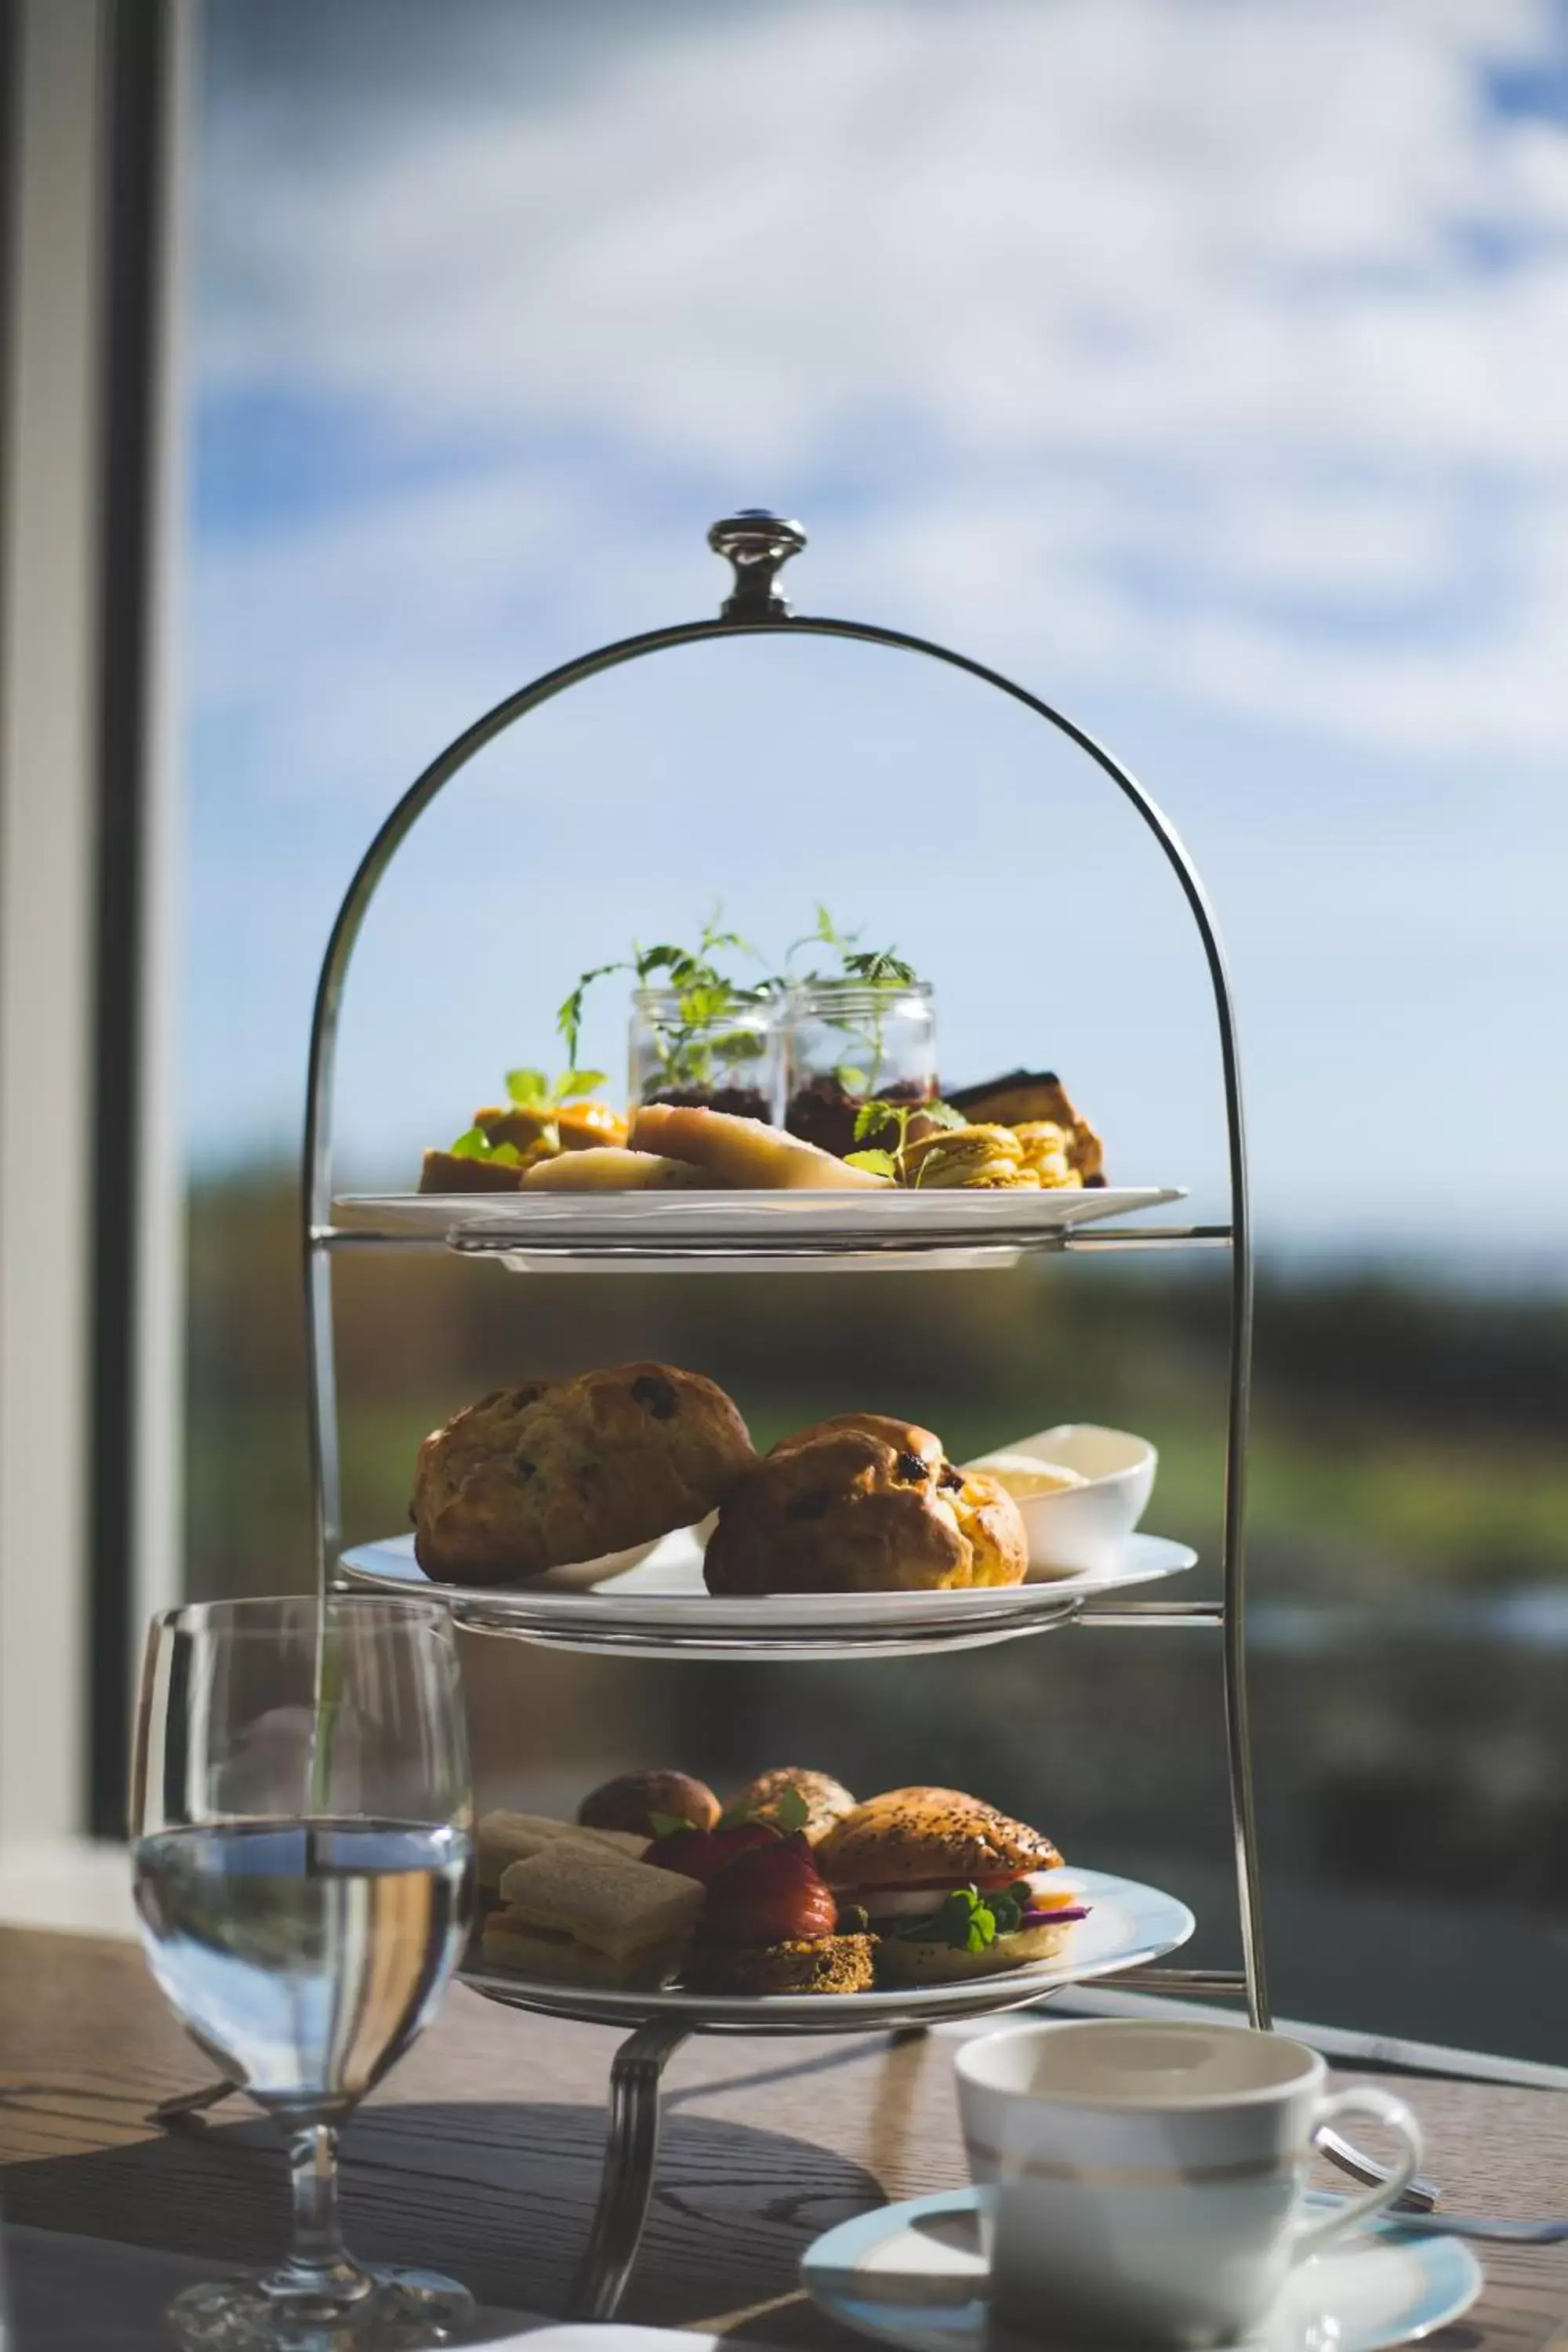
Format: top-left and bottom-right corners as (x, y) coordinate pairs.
(645, 1819), (778, 1886)
(702, 1832), (838, 1945)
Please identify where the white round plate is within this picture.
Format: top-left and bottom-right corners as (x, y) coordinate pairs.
(463, 1868), (1193, 2034)
(335, 1528), (1197, 1659)
(803, 2188), (1481, 2352)
(332, 1185), (1187, 1272)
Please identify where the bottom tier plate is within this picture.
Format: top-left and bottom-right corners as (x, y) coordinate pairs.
(460, 1867), (1193, 2034)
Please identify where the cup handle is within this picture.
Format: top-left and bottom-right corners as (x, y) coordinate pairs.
(1290, 2086), (1424, 2263)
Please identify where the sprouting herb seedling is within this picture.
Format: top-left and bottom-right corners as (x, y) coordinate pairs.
(557, 909), (767, 1094)
(845, 1096), (964, 1183)
(778, 910), (925, 1096)
(503, 1066), (608, 1110)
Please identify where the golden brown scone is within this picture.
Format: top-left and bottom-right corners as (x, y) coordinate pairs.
(703, 1421), (1026, 1595)
(820, 1787), (1062, 1889)
(521, 1147), (706, 1190)
(419, 1148), (529, 1194)
(727, 1766), (857, 1845)
(413, 1363), (755, 1584)
(630, 1102), (890, 1190)
(768, 1414), (944, 1474)
(899, 1125), (1040, 1190)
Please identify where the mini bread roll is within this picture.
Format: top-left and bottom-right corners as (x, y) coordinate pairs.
(630, 1104), (890, 1190)
(725, 1766), (857, 1846)
(579, 1770), (720, 1838)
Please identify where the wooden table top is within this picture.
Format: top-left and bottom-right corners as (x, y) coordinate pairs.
(3, 1926), (1568, 2350)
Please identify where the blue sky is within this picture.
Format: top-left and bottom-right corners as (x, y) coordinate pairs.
(185, 0), (1568, 1266)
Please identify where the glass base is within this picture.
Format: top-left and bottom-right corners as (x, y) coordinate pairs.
(167, 2265), (475, 2351)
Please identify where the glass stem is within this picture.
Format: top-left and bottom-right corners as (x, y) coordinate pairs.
(267, 2122), (371, 2304)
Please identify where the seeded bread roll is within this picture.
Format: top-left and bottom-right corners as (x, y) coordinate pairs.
(821, 1787), (1062, 1890)
(413, 1363), (754, 1584)
(704, 1417), (1026, 1595)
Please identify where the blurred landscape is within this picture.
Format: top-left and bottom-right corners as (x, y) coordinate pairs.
(190, 1163), (1568, 2060)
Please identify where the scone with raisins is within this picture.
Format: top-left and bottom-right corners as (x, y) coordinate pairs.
(413, 1363), (753, 1584)
(704, 1413), (1026, 1595)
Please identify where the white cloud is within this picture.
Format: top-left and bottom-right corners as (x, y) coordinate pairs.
(191, 0), (1568, 761)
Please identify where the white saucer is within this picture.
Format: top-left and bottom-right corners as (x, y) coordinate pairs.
(802, 2188), (1481, 2352)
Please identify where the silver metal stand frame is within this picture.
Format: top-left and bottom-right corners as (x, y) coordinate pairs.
(299, 512), (1433, 2318)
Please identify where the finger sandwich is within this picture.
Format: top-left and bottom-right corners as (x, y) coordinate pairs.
(481, 1842), (705, 1989)
(477, 1809), (646, 1896)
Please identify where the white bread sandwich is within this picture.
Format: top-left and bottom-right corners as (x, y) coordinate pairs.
(819, 1786), (1089, 1985)
(481, 1842), (704, 1989)
(476, 1809), (646, 1896)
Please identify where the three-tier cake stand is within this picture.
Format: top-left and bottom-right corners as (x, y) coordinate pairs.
(304, 514), (1425, 2317)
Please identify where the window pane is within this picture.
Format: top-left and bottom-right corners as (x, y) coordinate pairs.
(184, 0), (1568, 2061)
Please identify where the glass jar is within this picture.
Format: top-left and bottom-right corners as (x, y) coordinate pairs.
(628, 985), (782, 1120)
(782, 979), (938, 1157)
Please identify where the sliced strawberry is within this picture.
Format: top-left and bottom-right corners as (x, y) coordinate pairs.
(702, 1832), (838, 1945)
(645, 1818), (779, 1886)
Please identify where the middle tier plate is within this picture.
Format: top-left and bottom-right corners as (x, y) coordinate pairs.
(336, 1527), (1198, 1660)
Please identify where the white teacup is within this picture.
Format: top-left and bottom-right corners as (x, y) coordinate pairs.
(954, 2020), (1422, 2350)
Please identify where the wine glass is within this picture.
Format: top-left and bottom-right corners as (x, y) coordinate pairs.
(130, 1595), (474, 2350)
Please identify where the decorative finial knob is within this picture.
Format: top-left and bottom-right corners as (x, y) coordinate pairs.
(708, 510), (807, 620)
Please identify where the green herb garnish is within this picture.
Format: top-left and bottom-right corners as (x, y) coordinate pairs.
(895, 1882), (1033, 1953)
(448, 1126), (521, 1166)
(770, 1784), (811, 1834)
(647, 1810), (692, 1840)
(850, 1097), (964, 1183)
